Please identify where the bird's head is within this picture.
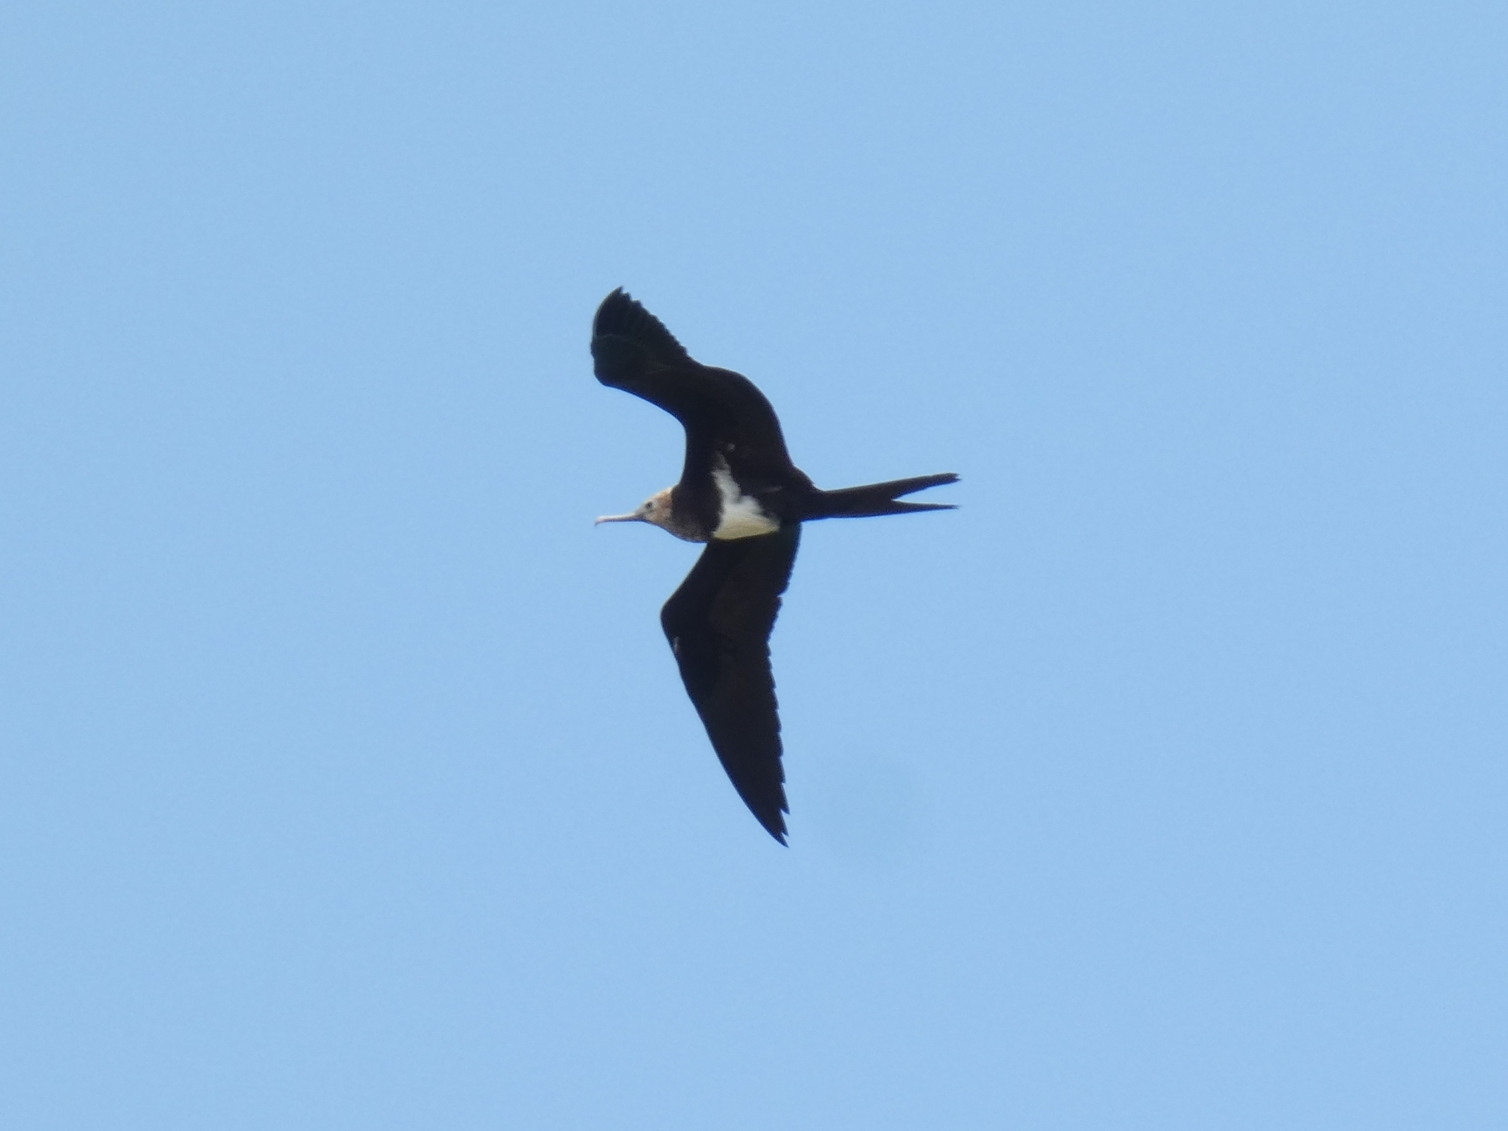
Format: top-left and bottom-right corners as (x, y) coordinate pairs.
(595, 487), (676, 533)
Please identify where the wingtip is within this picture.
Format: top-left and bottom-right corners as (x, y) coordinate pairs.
(591, 288), (692, 364)
(757, 806), (790, 845)
(592, 287), (633, 336)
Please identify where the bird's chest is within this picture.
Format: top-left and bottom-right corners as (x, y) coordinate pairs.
(710, 462), (781, 540)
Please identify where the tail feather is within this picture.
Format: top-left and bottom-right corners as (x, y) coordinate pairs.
(808, 472), (958, 520)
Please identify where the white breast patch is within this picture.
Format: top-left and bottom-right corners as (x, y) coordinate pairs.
(711, 461), (780, 540)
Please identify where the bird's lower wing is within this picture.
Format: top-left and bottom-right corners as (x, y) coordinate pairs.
(660, 525), (801, 843)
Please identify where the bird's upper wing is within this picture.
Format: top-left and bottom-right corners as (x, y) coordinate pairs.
(591, 289), (797, 485)
(659, 524), (801, 843)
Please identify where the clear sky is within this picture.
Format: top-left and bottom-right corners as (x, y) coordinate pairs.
(3, 2), (1505, 1127)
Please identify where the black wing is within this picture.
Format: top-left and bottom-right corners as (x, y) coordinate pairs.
(660, 524), (801, 843)
(591, 289), (798, 487)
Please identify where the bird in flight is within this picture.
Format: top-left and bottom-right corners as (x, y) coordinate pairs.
(592, 289), (957, 843)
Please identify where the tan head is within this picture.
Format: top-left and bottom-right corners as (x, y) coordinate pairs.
(595, 487), (709, 542)
(595, 488), (676, 532)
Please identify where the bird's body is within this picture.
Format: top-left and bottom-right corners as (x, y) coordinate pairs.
(592, 289), (956, 843)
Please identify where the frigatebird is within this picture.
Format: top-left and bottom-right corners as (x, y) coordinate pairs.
(592, 289), (956, 843)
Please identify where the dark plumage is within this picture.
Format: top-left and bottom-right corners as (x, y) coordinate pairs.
(592, 289), (956, 843)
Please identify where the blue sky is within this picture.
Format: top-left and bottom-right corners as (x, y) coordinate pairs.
(3, 1), (1505, 1127)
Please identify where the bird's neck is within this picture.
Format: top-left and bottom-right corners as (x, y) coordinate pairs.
(654, 486), (713, 543)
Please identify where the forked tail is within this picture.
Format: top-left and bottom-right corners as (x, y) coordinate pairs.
(807, 472), (959, 519)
